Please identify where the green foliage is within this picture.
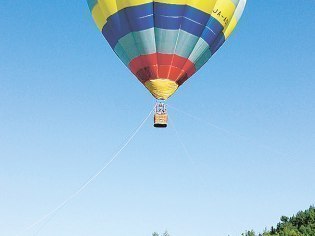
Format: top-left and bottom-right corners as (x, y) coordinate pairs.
(152, 207), (315, 236)
(242, 230), (256, 236)
(244, 206), (315, 236)
(163, 231), (170, 236)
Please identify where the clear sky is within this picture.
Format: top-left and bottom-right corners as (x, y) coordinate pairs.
(1, 1), (315, 236)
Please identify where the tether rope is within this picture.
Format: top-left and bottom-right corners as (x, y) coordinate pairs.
(168, 116), (207, 187)
(16, 108), (153, 236)
(168, 104), (288, 157)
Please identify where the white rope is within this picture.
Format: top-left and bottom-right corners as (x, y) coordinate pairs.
(16, 108), (153, 236)
(168, 104), (235, 135)
(168, 116), (207, 186)
(168, 104), (288, 157)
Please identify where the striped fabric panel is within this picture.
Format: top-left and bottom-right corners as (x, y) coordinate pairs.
(102, 3), (222, 50)
(129, 53), (195, 85)
(114, 29), (198, 65)
(87, 0), (242, 30)
(87, 0), (218, 29)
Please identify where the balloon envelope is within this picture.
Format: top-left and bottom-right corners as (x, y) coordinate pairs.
(87, 0), (246, 100)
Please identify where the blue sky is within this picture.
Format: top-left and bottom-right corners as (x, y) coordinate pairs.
(0, 1), (315, 236)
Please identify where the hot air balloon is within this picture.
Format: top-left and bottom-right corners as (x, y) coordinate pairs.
(87, 0), (246, 127)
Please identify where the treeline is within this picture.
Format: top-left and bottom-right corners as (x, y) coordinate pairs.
(243, 206), (315, 236)
(152, 207), (315, 236)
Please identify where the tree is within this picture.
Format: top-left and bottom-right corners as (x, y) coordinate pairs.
(242, 230), (256, 236)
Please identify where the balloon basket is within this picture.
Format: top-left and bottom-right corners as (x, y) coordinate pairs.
(154, 102), (168, 128)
